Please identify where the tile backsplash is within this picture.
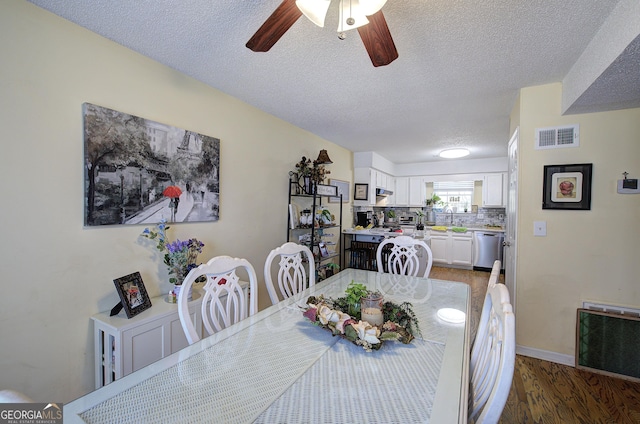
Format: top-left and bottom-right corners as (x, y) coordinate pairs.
(429, 207), (506, 228)
(355, 205), (506, 228)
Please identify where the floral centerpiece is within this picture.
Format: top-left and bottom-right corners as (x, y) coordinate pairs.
(140, 219), (205, 289)
(302, 282), (420, 352)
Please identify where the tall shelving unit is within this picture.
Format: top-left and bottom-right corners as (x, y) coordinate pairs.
(287, 175), (342, 278)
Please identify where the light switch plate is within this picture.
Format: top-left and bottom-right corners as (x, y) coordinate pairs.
(534, 221), (546, 236)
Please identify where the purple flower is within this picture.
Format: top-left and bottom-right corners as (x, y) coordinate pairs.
(140, 221), (205, 283)
(303, 307), (318, 322)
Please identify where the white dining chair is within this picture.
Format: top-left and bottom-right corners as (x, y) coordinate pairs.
(489, 259), (502, 284)
(376, 235), (433, 278)
(469, 282), (515, 424)
(470, 260), (503, 376)
(178, 255), (258, 345)
(264, 242), (315, 305)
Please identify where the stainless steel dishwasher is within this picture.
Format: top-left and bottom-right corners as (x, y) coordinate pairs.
(473, 232), (504, 271)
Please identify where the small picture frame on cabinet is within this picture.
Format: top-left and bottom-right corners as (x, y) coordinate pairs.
(113, 272), (152, 318)
(354, 183), (368, 201)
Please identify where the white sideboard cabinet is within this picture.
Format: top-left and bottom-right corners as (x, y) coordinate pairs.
(92, 289), (204, 388)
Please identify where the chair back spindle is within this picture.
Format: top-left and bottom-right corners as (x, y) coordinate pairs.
(178, 256), (258, 345)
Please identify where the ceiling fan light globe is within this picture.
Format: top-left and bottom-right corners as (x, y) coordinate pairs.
(337, 0), (369, 32)
(296, 0), (331, 27)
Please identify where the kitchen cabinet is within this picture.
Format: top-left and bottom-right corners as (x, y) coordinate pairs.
(451, 233), (474, 267)
(482, 173), (507, 207)
(394, 177), (409, 206)
(429, 232), (449, 264)
(409, 177), (425, 206)
(354, 167), (395, 205)
(287, 175), (343, 274)
(427, 230), (474, 269)
(394, 176), (423, 206)
(376, 170), (393, 190)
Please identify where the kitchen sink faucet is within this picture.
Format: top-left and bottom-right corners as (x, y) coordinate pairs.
(443, 206), (454, 225)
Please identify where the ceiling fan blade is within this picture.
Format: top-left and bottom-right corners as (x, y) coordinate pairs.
(357, 10), (398, 67)
(246, 0), (303, 52)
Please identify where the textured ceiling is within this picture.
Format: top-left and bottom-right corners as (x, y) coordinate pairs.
(28, 0), (638, 164)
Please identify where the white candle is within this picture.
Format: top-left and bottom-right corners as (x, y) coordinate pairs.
(361, 307), (384, 327)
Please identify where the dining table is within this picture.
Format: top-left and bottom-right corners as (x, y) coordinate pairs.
(64, 268), (471, 423)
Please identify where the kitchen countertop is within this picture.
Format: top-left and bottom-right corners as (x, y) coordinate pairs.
(426, 226), (505, 233)
(343, 226), (505, 236)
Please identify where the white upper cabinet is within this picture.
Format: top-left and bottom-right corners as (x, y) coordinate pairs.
(394, 177), (409, 206)
(409, 177), (425, 206)
(388, 176), (422, 206)
(482, 173), (507, 207)
(354, 168), (395, 205)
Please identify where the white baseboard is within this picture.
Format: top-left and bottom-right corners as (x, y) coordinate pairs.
(516, 345), (575, 367)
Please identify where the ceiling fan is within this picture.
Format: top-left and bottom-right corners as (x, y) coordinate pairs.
(246, 0), (398, 67)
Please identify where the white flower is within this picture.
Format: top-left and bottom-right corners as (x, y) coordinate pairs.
(352, 321), (381, 344)
(317, 305), (339, 325)
(334, 312), (352, 334)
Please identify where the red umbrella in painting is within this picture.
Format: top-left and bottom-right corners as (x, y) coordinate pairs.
(162, 185), (182, 198)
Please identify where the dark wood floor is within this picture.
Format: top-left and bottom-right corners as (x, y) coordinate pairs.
(429, 266), (640, 424)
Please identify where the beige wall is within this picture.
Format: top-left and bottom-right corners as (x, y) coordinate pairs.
(512, 82), (640, 359)
(0, 1), (352, 402)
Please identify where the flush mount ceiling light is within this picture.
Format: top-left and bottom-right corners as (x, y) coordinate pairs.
(246, 0), (398, 67)
(439, 148), (470, 159)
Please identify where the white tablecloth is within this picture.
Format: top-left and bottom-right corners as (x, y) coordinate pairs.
(66, 269), (470, 424)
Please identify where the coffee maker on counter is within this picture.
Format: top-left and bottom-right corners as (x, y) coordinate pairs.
(356, 211), (372, 227)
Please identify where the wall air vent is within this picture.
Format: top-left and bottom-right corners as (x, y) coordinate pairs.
(576, 304), (640, 382)
(535, 124), (579, 150)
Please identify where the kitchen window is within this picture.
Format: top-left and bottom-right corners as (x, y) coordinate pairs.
(433, 181), (474, 211)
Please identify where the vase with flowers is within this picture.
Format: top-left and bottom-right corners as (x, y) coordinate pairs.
(140, 219), (205, 301)
(294, 156), (330, 194)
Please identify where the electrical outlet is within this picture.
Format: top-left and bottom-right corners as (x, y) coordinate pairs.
(477, 213), (484, 219)
(499, 214), (504, 220)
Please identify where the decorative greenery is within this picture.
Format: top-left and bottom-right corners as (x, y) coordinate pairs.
(426, 193), (442, 206)
(345, 281), (369, 305)
(140, 219), (205, 285)
(302, 283), (420, 352)
(295, 156), (313, 177)
(386, 209), (396, 218)
(294, 156), (330, 185)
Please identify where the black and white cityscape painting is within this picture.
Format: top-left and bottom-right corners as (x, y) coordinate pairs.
(83, 103), (220, 226)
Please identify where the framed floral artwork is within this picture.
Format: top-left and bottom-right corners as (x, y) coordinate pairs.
(113, 272), (152, 318)
(542, 163), (592, 210)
